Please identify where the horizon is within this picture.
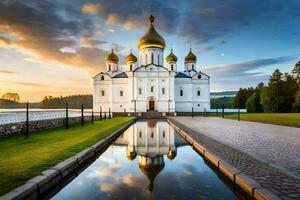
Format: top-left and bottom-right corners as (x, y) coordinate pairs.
(1, 0), (300, 101)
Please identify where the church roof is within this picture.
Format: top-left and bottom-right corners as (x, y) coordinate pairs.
(125, 52), (137, 63)
(138, 15), (166, 49)
(105, 49), (119, 63)
(166, 49), (178, 63)
(112, 72), (128, 78)
(175, 72), (190, 78)
(185, 48), (197, 62)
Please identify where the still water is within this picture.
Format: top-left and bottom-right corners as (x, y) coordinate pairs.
(52, 120), (246, 200)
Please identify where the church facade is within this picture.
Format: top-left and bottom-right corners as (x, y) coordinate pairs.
(93, 16), (210, 113)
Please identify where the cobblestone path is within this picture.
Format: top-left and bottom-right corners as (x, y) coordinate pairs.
(169, 117), (300, 200)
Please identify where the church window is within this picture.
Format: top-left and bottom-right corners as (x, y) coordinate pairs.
(101, 75), (104, 80)
(171, 64), (174, 71)
(108, 64), (111, 71)
(180, 89), (183, 96)
(162, 87), (165, 95)
(163, 131), (165, 138)
(139, 88), (142, 95)
(192, 64), (194, 70)
(101, 90), (105, 96)
(151, 132), (154, 138)
(158, 55), (160, 65)
(120, 91), (123, 96)
(197, 90), (201, 96)
(151, 86), (154, 92)
(139, 131), (142, 138)
(198, 74), (202, 79)
(130, 65), (132, 71)
(151, 53), (154, 63)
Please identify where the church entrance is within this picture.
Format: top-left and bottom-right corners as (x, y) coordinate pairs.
(148, 96), (156, 111)
(149, 100), (155, 110)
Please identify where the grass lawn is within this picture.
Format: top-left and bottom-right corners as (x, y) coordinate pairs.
(222, 113), (300, 127)
(0, 117), (134, 196)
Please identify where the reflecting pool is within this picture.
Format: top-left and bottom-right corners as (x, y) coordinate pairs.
(52, 120), (248, 200)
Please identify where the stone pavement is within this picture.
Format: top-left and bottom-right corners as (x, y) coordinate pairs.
(169, 117), (300, 200)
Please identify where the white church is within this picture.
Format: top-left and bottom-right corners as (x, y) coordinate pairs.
(93, 15), (210, 113)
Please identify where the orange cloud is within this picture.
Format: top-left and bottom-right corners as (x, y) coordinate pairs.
(81, 3), (103, 16)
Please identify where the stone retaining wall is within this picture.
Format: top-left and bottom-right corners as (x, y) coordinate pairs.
(0, 116), (101, 139)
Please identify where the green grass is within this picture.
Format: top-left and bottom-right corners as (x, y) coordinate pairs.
(0, 117), (134, 196)
(221, 113), (300, 127)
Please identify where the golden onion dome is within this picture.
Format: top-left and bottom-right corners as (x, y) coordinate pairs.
(125, 52), (137, 63)
(126, 150), (137, 161)
(167, 150), (177, 160)
(137, 15), (166, 49)
(185, 48), (197, 62)
(166, 49), (178, 63)
(105, 49), (119, 63)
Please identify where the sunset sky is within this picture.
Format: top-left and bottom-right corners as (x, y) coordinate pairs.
(0, 0), (299, 102)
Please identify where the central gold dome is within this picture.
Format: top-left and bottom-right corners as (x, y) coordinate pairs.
(138, 15), (166, 50)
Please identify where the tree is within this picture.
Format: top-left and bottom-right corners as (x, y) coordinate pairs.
(268, 69), (283, 112)
(246, 83), (264, 112)
(293, 87), (300, 112)
(292, 61), (300, 83)
(2, 92), (20, 102)
(233, 87), (255, 108)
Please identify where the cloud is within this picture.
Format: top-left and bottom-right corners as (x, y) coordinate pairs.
(81, 3), (103, 16)
(0, 1), (111, 72)
(199, 45), (215, 52)
(0, 70), (16, 74)
(80, 35), (106, 47)
(0, 80), (54, 88)
(0, 36), (11, 45)
(203, 56), (298, 90)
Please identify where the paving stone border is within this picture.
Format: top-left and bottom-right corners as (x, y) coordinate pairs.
(0, 119), (136, 200)
(167, 118), (281, 200)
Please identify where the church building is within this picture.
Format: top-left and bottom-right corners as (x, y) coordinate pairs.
(93, 15), (210, 113)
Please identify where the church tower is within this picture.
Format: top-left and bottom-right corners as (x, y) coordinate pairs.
(105, 49), (119, 72)
(166, 49), (177, 71)
(137, 15), (165, 66)
(184, 48), (197, 71)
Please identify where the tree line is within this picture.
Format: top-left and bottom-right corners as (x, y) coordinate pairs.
(233, 61), (300, 113)
(40, 95), (93, 109)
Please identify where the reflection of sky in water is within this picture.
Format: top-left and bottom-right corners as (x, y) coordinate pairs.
(52, 121), (239, 200)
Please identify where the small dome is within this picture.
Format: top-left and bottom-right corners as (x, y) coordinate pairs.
(125, 52), (137, 63)
(166, 49), (178, 63)
(185, 48), (197, 62)
(167, 150), (177, 160)
(126, 148), (137, 161)
(105, 49), (119, 63)
(138, 15), (166, 49)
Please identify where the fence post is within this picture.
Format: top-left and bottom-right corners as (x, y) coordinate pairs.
(192, 107), (194, 118)
(222, 104), (225, 118)
(104, 112), (106, 120)
(238, 107), (240, 121)
(216, 107), (218, 116)
(204, 108), (206, 117)
(100, 106), (102, 120)
(81, 104), (84, 126)
(65, 102), (69, 129)
(26, 101), (29, 138)
(109, 108), (111, 119)
(92, 110), (94, 124)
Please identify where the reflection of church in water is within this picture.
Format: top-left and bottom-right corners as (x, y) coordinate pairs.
(114, 121), (185, 191)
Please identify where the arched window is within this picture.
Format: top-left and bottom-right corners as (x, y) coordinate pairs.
(151, 53), (154, 63)
(151, 86), (154, 93)
(171, 64), (173, 71)
(163, 131), (165, 138)
(101, 75), (104, 80)
(139, 131), (142, 138)
(180, 89), (183, 96)
(101, 90), (105, 96)
(139, 88), (142, 95)
(197, 90), (201, 96)
(158, 55), (160, 65)
(192, 64), (194, 70)
(108, 64), (111, 71)
(151, 132), (154, 138)
(120, 91), (123, 96)
(162, 87), (165, 95)
(198, 74), (202, 79)
(130, 64), (132, 71)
